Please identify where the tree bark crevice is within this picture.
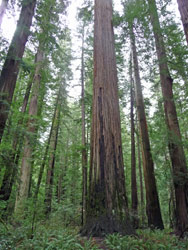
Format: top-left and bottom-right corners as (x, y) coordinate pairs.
(82, 0), (134, 237)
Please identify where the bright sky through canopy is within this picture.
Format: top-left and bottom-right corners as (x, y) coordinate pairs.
(0, 0), (181, 100)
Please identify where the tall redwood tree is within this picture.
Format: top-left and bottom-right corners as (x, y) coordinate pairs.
(15, 46), (44, 212)
(148, 0), (188, 235)
(0, 0), (36, 143)
(130, 24), (164, 230)
(129, 57), (138, 228)
(80, 26), (87, 226)
(81, 0), (133, 237)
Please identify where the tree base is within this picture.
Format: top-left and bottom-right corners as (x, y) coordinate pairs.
(80, 215), (135, 237)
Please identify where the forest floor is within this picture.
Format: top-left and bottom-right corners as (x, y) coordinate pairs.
(0, 208), (188, 249)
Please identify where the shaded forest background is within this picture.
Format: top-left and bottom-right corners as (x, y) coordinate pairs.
(0, 0), (188, 249)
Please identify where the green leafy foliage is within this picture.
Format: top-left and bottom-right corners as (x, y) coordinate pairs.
(0, 213), (101, 250)
(1, 0), (188, 247)
(105, 230), (188, 250)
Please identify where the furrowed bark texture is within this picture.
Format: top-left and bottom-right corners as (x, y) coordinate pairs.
(136, 121), (145, 225)
(148, 0), (188, 235)
(81, 27), (88, 226)
(0, 0), (36, 143)
(130, 25), (164, 229)
(129, 58), (138, 228)
(15, 47), (44, 212)
(81, 0), (133, 237)
(177, 0), (188, 45)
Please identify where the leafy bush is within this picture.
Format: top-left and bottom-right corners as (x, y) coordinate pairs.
(1, 215), (188, 250)
(0, 218), (100, 250)
(15, 228), (101, 250)
(105, 230), (188, 250)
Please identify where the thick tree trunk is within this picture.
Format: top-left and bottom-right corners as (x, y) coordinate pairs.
(81, 27), (88, 226)
(0, 0), (8, 28)
(129, 57), (138, 228)
(15, 47), (44, 212)
(44, 89), (61, 215)
(177, 0), (188, 45)
(148, 0), (188, 235)
(0, 0), (36, 143)
(130, 25), (164, 229)
(81, 0), (133, 237)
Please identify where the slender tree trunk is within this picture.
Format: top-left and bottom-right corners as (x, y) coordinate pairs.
(56, 161), (65, 204)
(0, 78), (33, 203)
(28, 158), (35, 198)
(169, 181), (176, 228)
(44, 89), (61, 215)
(129, 56), (138, 228)
(56, 140), (68, 203)
(31, 103), (59, 235)
(176, 0), (188, 45)
(33, 86), (62, 202)
(34, 125), (55, 202)
(56, 164), (67, 203)
(164, 152), (176, 229)
(81, 0), (133, 237)
(136, 120), (145, 226)
(81, 26), (88, 226)
(148, 0), (188, 235)
(21, 78), (34, 114)
(0, 0), (36, 143)
(0, 0), (8, 28)
(15, 47), (44, 212)
(130, 25), (164, 229)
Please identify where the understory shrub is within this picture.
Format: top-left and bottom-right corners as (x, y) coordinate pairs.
(105, 229), (188, 250)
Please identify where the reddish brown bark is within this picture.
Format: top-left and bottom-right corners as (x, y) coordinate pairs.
(81, 27), (88, 226)
(81, 0), (133, 237)
(136, 121), (145, 225)
(177, 0), (188, 45)
(0, 0), (36, 143)
(130, 25), (164, 229)
(148, 0), (188, 235)
(129, 57), (138, 228)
